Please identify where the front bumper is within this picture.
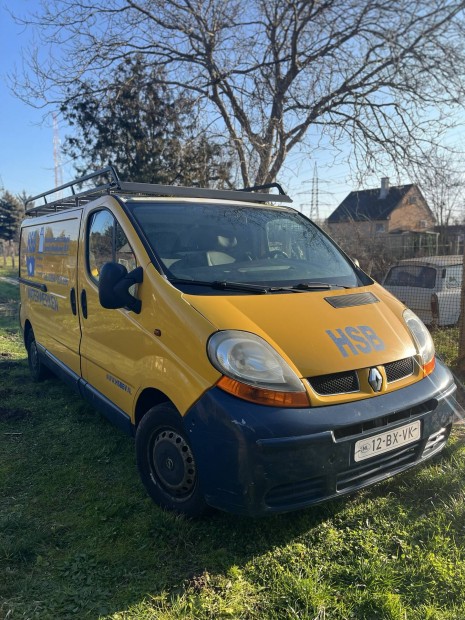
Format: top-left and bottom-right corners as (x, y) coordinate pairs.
(183, 359), (457, 516)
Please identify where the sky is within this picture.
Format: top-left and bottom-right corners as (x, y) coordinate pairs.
(0, 0), (362, 219)
(0, 1), (57, 200)
(1, 1), (464, 220)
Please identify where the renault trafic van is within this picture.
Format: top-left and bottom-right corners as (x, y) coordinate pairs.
(19, 167), (457, 516)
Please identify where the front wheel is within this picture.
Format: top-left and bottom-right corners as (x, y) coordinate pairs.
(135, 403), (207, 517)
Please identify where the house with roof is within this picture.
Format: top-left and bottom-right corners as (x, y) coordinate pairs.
(327, 178), (438, 262)
(327, 178), (435, 235)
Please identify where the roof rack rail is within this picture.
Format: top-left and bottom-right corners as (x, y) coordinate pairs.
(25, 167), (292, 216)
(240, 182), (286, 195)
(25, 166), (120, 215)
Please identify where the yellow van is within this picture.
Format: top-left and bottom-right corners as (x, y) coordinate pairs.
(19, 167), (457, 516)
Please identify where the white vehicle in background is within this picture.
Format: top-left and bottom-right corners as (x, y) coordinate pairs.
(383, 255), (462, 327)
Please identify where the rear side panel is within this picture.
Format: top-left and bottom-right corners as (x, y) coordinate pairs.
(20, 211), (83, 376)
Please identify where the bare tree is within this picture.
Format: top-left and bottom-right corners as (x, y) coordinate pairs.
(411, 148), (465, 229)
(325, 220), (397, 280)
(12, 0), (465, 186)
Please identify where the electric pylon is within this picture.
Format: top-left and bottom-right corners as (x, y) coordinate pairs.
(310, 162), (319, 221)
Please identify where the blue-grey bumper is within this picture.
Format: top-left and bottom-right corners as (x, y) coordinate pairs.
(183, 359), (457, 515)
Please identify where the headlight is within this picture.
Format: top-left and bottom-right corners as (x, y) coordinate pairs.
(403, 309), (435, 374)
(207, 330), (309, 407)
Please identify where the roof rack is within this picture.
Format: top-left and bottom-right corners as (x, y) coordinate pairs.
(25, 166), (292, 216)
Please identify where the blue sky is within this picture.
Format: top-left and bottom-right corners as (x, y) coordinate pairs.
(0, 1), (58, 199)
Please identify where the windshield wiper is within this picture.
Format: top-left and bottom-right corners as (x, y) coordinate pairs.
(169, 278), (269, 293)
(212, 280), (271, 293)
(169, 278), (344, 294)
(293, 282), (351, 290)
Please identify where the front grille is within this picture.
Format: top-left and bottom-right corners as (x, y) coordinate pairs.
(262, 424), (451, 510)
(385, 357), (414, 383)
(309, 371), (359, 395)
(333, 399), (437, 441)
(422, 425), (451, 458)
(336, 443), (420, 492)
(308, 356), (416, 398)
(265, 476), (326, 508)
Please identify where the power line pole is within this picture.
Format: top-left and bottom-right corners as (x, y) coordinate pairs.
(311, 162), (319, 221)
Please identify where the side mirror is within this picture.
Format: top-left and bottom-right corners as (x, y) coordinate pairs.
(98, 262), (143, 314)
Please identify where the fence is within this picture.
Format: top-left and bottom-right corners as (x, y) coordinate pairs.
(372, 252), (464, 372)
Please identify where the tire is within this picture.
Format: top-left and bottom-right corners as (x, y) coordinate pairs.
(26, 329), (50, 382)
(135, 403), (207, 517)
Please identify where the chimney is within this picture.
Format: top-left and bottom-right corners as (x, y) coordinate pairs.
(379, 177), (389, 199)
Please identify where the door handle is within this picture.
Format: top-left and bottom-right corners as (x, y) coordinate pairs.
(80, 289), (88, 319)
(70, 288), (77, 316)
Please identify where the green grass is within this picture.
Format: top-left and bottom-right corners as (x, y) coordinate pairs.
(0, 255), (19, 274)
(1, 282), (465, 619)
(432, 326), (459, 369)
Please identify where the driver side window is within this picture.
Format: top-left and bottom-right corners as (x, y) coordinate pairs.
(88, 210), (136, 282)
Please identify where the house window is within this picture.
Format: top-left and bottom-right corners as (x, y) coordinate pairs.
(375, 223), (385, 233)
(408, 196), (417, 204)
(419, 220), (427, 229)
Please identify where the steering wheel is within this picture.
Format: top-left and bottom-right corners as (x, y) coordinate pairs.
(267, 250), (289, 259)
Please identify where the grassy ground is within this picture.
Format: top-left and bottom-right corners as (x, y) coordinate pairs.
(431, 326), (459, 369)
(1, 269), (465, 619)
(0, 256), (19, 272)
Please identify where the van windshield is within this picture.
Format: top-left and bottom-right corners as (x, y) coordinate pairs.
(130, 202), (368, 293)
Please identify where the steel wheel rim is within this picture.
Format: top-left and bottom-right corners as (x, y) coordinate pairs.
(30, 341), (39, 372)
(150, 428), (196, 500)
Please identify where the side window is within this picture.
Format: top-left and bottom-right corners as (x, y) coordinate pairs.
(445, 266), (462, 289)
(116, 222), (137, 273)
(88, 211), (114, 281)
(88, 210), (136, 282)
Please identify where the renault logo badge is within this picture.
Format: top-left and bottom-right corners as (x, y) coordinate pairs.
(368, 368), (383, 392)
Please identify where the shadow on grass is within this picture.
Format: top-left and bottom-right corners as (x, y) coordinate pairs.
(1, 358), (464, 619)
(0, 360), (348, 619)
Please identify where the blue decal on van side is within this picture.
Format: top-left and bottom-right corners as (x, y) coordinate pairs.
(26, 256), (35, 276)
(106, 373), (132, 394)
(27, 230), (37, 253)
(27, 288), (59, 311)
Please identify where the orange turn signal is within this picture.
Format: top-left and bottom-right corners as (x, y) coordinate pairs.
(423, 356), (435, 377)
(216, 376), (310, 408)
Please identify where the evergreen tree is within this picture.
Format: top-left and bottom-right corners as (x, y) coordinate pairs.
(0, 191), (23, 241)
(61, 56), (232, 187)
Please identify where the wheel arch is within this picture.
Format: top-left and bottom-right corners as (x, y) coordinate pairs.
(134, 387), (173, 428)
(23, 319), (33, 348)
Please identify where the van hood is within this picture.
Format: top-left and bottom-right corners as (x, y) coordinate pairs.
(185, 284), (417, 378)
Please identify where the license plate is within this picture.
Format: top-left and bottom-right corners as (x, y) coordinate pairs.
(354, 420), (421, 462)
